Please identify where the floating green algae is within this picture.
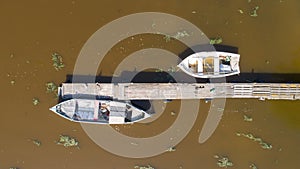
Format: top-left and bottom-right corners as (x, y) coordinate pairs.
(32, 139), (41, 147)
(236, 132), (272, 150)
(214, 155), (233, 168)
(160, 30), (190, 42)
(56, 135), (79, 148)
(32, 98), (40, 106)
(46, 82), (58, 93)
(250, 163), (258, 169)
(166, 147), (176, 152)
(46, 82), (59, 97)
(172, 30), (190, 39)
(243, 115), (253, 122)
(210, 37), (222, 44)
(167, 66), (178, 73)
(250, 6), (259, 17)
(163, 34), (171, 42)
(52, 52), (65, 71)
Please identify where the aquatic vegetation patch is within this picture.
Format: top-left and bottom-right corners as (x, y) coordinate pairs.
(56, 135), (79, 148)
(52, 52), (65, 71)
(159, 30), (190, 42)
(134, 165), (155, 169)
(166, 147), (176, 152)
(46, 82), (58, 97)
(167, 66), (179, 73)
(243, 115), (253, 122)
(10, 80), (15, 85)
(210, 37), (222, 45)
(240, 1), (261, 18)
(154, 68), (163, 72)
(214, 155), (233, 168)
(250, 163), (258, 169)
(236, 132), (272, 150)
(250, 6), (259, 17)
(154, 66), (178, 73)
(163, 34), (171, 42)
(172, 30), (190, 39)
(46, 82), (58, 93)
(32, 98), (40, 106)
(32, 139), (41, 147)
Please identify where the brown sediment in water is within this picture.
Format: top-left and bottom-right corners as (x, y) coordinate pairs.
(0, 0), (300, 169)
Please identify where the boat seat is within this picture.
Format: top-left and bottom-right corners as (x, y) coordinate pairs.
(197, 58), (203, 73)
(76, 111), (94, 120)
(109, 116), (125, 124)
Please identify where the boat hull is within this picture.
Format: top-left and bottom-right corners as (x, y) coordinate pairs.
(50, 99), (151, 125)
(178, 51), (240, 78)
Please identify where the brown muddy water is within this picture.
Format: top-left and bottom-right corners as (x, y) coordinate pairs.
(1, 0), (300, 169)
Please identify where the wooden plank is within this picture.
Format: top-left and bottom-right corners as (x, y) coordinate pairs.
(61, 83), (114, 98)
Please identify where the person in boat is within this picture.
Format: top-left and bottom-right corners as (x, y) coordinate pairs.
(219, 55), (232, 72)
(220, 55), (231, 65)
(100, 105), (110, 120)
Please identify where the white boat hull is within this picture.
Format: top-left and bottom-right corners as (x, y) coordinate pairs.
(178, 51), (240, 78)
(50, 99), (151, 124)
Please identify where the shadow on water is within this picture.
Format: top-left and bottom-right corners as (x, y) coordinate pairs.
(66, 72), (300, 84)
(130, 100), (152, 112)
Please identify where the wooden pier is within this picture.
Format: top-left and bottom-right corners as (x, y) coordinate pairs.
(60, 83), (300, 101)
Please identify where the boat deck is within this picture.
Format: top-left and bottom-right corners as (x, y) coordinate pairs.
(61, 83), (300, 100)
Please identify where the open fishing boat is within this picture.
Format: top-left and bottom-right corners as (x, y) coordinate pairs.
(177, 51), (240, 78)
(49, 99), (151, 124)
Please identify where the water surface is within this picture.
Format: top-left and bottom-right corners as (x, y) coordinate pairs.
(0, 0), (300, 168)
